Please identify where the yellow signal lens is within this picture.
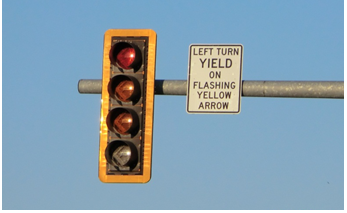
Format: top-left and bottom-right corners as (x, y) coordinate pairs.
(113, 111), (133, 135)
(107, 108), (139, 135)
(108, 75), (140, 103)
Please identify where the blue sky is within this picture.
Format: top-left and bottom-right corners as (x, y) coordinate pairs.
(2, 0), (344, 210)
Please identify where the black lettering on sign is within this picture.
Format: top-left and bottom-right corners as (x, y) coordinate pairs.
(231, 48), (239, 55)
(204, 48), (213, 55)
(209, 71), (221, 79)
(199, 48), (203, 55)
(210, 58), (216, 68)
(200, 58), (207, 68)
(193, 81), (236, 90)
(193, 48), (213, 55)
(198, 102), (230, 109)
(199, 58), (232, 68)
(225, 59), (232, 68)
(231, 82), (235, 89)
(197, 91), (203, 99)
(216, 48), (240, 55)
(198, 91), (232, 99)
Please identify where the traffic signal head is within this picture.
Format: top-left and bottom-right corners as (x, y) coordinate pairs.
(99, 29), (156, 183)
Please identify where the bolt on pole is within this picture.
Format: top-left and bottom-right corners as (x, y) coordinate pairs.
(78, 79), (344, 99)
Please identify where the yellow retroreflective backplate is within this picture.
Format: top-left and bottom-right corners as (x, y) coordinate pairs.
(98, 29), (156, 183)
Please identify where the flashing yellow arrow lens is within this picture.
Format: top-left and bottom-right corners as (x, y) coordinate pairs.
(113, 111), (133, 135)
(115, 79), (134, 102)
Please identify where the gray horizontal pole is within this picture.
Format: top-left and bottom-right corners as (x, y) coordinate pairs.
(78, 79), (102, 94)
(78, 79), (344, 99)
(242, 81), (344, 99)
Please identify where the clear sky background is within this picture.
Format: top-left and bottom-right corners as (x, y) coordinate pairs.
(2, 0), (344, 210)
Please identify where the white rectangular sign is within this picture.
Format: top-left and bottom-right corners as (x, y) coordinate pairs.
(186, 44), (243, 114)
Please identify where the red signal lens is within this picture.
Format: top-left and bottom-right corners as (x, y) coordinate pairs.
(116, 47), (136, 69)
(109, 42), (141, 70)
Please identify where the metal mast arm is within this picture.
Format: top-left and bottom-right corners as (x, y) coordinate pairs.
(78, 79), (344, 99)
